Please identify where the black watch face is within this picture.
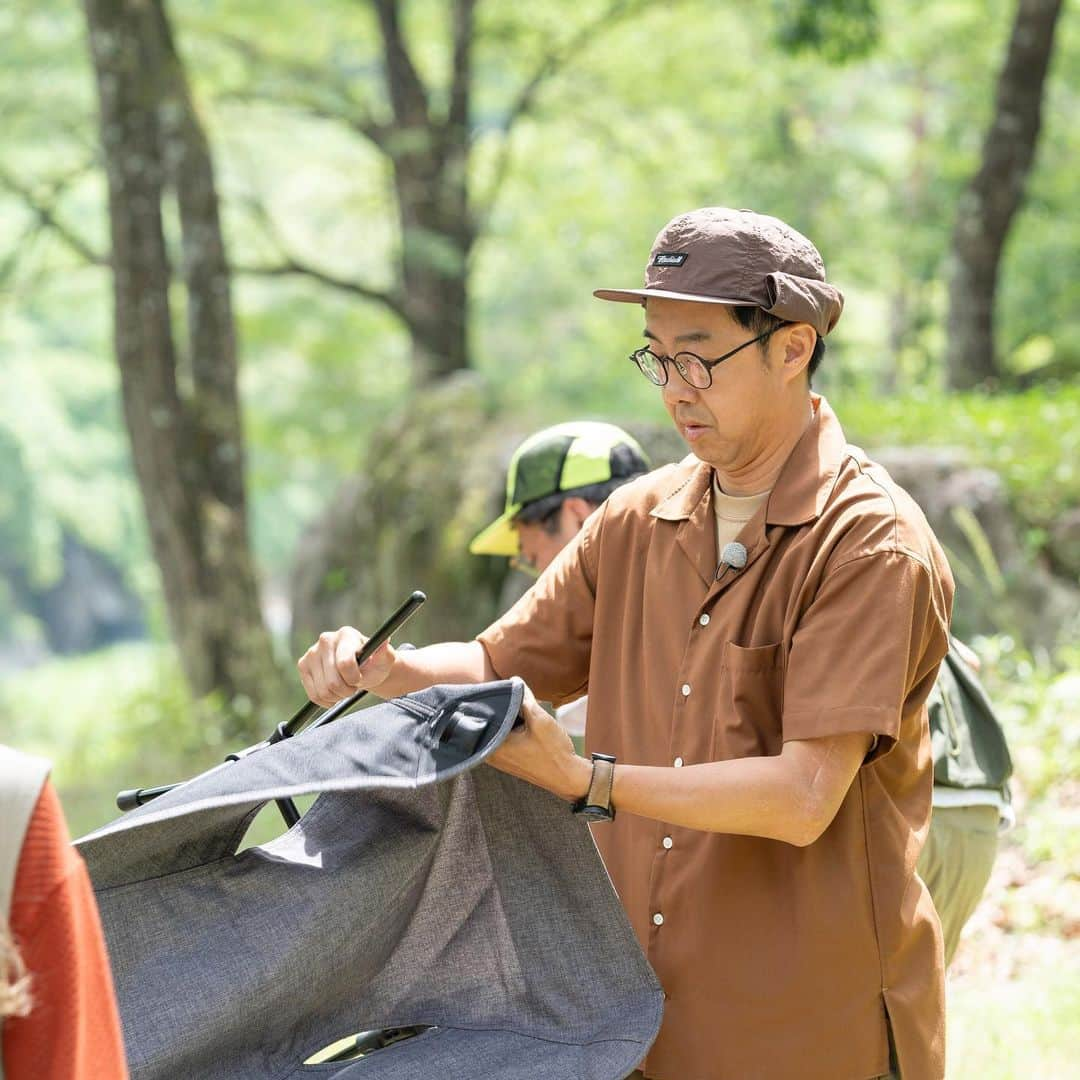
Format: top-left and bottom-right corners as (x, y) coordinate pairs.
(576, 804), (614, 821)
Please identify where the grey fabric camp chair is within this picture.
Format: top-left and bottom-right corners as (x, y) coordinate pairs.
(78, 679), (663, 1079)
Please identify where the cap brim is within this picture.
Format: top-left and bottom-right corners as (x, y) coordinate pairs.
(469, 509), (520, 557)
(593, 288), (748, 306)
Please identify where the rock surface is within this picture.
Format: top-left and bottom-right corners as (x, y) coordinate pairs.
(872, 447), (1079, 649)
(290, 374), (516, 651)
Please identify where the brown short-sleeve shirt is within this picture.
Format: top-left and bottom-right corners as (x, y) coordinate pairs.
(478, 396), (953, 1080)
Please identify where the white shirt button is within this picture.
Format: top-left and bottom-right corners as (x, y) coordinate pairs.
(681, 683), (691, 697)
(653, 913), (665, 926)
(662, 836), (673, 849)
(699, 613), (710, 626)
(673, 756), (684, 768)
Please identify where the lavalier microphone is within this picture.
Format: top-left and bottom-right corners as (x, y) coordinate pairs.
(716, 541), (748, 581)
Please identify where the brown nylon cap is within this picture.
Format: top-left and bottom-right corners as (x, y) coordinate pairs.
(594, 206), (844, 337)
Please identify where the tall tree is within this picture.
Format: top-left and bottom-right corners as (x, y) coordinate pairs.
(82, 0), (285, 735)
(225, 0), (878, 384)
(946, 0), (1064, 389)
(225, 0), (665, 382)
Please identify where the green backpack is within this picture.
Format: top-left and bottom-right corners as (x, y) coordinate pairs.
(927, 639), (1013, 794)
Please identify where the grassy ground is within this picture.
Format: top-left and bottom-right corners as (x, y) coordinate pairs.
(2, 641), (1077, 1077)
(946, 808), (1079, 1079)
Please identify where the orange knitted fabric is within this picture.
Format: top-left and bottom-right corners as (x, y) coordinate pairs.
(2, 782), (129, 1079)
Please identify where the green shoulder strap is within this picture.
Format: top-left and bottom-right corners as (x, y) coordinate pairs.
(927, 640), (1013, 793)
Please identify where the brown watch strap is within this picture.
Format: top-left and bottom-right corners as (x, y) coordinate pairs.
(587, 757), (615, 812)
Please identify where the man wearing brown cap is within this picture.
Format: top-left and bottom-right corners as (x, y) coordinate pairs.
(299, 207), (954, 1079)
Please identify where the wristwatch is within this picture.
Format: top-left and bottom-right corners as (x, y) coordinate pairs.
(572, 753), (617, 821)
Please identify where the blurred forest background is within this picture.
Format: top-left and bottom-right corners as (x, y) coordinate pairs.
(0, 1), (1077, 1075)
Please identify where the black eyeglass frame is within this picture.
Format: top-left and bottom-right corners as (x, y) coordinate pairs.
(629, 327), (779, 389)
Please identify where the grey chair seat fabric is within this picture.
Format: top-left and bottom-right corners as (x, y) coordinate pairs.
(77, 680), (663, 1079)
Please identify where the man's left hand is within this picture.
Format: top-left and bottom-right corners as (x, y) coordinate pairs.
(486, 686), (592, 802)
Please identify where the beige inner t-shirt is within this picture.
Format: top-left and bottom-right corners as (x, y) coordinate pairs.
(712, 474), (770, 558)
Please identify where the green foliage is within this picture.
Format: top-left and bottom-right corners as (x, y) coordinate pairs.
(952, 506), (1008, 598)
(772, 0), (879, 63)
(834, 387), (1080, 536)
(2, 10), (1075, 1058)
(0, 427), (38, 581)
(0, 0), (1076, 658)
(0, 322), (158, 643)
(0, 643), (231, 836)
(947, 961), (1080, 1079)
(975, 635), (1080, 807)
(942, 633), (1080, 1079)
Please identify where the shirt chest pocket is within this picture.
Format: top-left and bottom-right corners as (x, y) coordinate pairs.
(710, 641), (785, 762)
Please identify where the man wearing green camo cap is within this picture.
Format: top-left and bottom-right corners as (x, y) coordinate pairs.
(470, 422), (650, 578)
(471, 422), (651, 745)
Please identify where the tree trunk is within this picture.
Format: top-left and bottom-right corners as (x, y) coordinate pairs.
(881, 286), (907, 395)
(83, 0), (286, 735)
(395, 162), (473, 381)
(946, 0), (1064, 390)
(376, 0), (475, 382)
(235, 0), (659, 385)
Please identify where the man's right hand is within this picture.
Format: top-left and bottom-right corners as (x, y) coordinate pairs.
(297, 626), (395, 707)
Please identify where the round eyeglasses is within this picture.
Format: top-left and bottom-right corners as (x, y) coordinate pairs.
(629, 328), (776, 390)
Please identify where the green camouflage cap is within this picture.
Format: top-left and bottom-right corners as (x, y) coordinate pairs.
(470, 422), (650, 557)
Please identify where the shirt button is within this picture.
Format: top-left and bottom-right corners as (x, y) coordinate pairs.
(662, 836), (673, 849)
(653, 913), (665, 926)
(673, 756), (684, 768)
(681, 683), (691, 697)
(699, 614), (710, 626)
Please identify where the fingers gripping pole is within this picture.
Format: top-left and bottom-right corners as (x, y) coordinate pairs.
(281, 591), (427, 737)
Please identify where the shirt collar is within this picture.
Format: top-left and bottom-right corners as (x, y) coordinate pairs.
(649, 394), (847, 527)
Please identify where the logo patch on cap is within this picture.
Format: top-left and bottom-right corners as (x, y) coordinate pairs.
(653, 252), (688, 267)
